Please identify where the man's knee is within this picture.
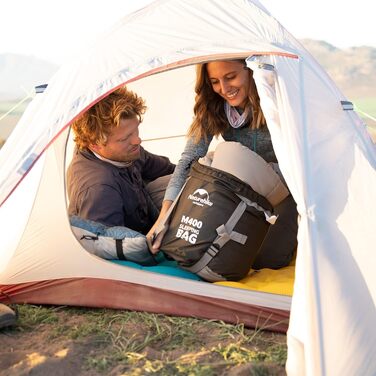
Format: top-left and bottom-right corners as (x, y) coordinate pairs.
(146, 174), (172, 210)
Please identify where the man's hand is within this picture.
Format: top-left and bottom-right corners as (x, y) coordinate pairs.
(146, 200), (173, 254)
(146, 226), (167, 254)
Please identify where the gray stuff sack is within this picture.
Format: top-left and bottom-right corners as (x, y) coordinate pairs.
(70, 215), (157, 266)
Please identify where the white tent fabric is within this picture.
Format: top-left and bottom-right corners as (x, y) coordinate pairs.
(0, 0), (375, 375)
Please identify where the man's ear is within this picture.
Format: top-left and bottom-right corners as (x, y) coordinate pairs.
(89, 144), (100, 153)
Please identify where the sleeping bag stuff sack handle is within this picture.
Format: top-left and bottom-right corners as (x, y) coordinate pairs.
(160, 161), (274, 282)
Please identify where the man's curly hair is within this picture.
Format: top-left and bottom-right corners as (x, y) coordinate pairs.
(71, 86), (147, 150)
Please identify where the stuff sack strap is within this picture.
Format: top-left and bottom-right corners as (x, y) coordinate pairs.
(116, 239), (126, 260)
(213, 199), (248, 248)
(183, 194), (264, 274)
(185, 244), (220, 274)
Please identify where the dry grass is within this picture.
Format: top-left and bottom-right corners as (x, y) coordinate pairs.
(0, 304), (287, 375)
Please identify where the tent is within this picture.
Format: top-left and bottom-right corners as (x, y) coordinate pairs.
(1, 0), (375, 374)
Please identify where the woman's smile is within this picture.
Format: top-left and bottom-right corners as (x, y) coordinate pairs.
(206, 61), (250, 109)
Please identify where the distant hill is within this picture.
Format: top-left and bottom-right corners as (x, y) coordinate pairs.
(300, 39), (376, 99)
(0, 54), (58, 100)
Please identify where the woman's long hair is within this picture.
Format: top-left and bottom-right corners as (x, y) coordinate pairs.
(188, 60), (266, 142)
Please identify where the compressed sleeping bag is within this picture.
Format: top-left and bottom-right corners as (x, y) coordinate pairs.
(160, 161), (273, 281)
(160, 142), (297, 282)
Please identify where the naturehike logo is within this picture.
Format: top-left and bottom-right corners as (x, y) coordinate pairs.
(188, 188), (213, 207)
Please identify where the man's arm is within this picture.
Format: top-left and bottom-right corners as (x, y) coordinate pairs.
(140, 148), (175, 181)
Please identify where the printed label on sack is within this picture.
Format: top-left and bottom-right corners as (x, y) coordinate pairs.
(188, 188), (213, 207)
(175, 215), (203, 244)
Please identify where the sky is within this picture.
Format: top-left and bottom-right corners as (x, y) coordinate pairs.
(0, 0), (374, 65)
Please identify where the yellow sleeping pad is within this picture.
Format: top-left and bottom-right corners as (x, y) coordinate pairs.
(215, 264), (295, 296)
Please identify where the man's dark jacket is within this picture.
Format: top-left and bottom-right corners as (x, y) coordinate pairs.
(67, 147), (175, 234)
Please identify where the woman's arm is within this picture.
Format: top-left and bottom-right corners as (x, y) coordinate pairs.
(164, 136), (212, 201)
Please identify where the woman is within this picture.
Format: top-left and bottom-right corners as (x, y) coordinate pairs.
(148, 59), (297, 269)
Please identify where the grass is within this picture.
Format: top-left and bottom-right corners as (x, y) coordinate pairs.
(2, 304), (288, 375)
(353, 97), (376, 141)
(353, 97), (376, 118)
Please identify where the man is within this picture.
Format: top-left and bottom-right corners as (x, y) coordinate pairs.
(67, 86), (175, 237)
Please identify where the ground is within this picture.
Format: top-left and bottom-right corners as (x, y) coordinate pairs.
(0, 305), (287, 375)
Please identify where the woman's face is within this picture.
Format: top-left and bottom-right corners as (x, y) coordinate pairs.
(206, 61), (250, 109)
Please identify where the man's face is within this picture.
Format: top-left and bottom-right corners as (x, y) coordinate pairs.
(91, 117), (141, 162)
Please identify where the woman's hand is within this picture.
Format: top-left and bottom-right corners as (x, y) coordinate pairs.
(146, 200), (173, 254)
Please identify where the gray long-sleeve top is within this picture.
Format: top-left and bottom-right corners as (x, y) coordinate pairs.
(164, 124), (276, 201)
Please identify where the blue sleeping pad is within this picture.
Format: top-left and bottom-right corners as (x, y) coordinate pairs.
(110, 253), (202, 281)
